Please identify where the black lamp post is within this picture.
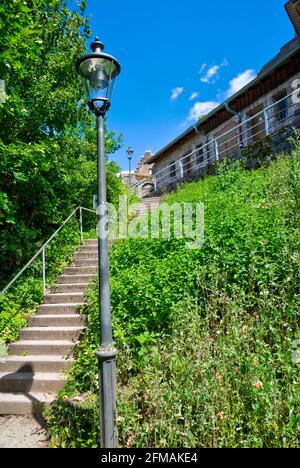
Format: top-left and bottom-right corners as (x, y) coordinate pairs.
(76, 37), (121, 449)
(126, 146), (134, 186)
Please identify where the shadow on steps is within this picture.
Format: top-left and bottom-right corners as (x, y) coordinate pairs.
(0, 364), (48, 426)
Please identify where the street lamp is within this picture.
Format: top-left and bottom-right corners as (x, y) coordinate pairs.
(76, 36), (121, 449)
(126, 146), (134, 185)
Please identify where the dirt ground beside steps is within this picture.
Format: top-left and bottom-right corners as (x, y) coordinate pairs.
(0, 415), (48, 448)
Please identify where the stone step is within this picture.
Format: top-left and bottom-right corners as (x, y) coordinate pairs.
(137, 208), (160, 212)
(0, 393), (56, 415)
(136, 205), (160, 210)
(57, 274), (95, 284)
(78, 246), (98, 254)
(75, 252), (98, 261)
(137, 204), (160, 210)
(38, 304), (83, 315)
(0, 240), (96, 415)
(0, 355), (74, 373)
(141, 199), (160, 202)
(64, 266), (97, 275)
(30, 314), (84, 327)
(138, 200), (161, 205)
(136, 209), (151, 214)
(20, 326), (84, 341)
(51, 283), (89, 293)
(9, 340), (76, 356)
(73, 259), (98, 267)
(0, 372), (67, 393)
(44, 292), (84, 304)
(83, 240), (98, 246)
(136, 206), (151, 211)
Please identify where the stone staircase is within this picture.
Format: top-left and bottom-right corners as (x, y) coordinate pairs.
(0, 240), (98, 415)
(135, 197), (162, 217)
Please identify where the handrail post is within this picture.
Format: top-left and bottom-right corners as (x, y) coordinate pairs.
(214, 139), (219, 162)
(79, 206), (83, 244)
(42, 247), (46, 296)
(264, 109), (270, 135)
(179, 159), (184, 178)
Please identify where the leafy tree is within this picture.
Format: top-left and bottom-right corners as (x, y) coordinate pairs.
(0, 0), (123, 284)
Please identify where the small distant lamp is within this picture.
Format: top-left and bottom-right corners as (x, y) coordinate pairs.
(126, 146), (134, 185)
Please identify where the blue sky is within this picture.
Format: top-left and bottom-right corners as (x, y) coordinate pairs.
(83, 0), (295, 170)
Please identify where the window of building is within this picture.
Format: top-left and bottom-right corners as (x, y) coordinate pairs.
(273, 91), (289, 123)
(183, 153), (192, 176)
(169, 162), (176, 180)
(246, 103), (265, 143)
(205, 137), (217, 163)
(195, 145), (204, 165)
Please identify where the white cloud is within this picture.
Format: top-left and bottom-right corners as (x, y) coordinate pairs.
(179, 121), (188, 128)
(189, 92), (199, 101)
(199, 59), (228, 84)
(188, 101), (220, 121)
(226, 69), (256, 98)
(171, 87), (184, 101)
(198, 64), (207, 74)
(201, 65), (220, 84)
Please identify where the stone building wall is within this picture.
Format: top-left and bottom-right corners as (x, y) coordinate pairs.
(119, 151), (154, 197)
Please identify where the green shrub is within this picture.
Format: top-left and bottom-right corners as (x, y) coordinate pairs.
(45, 393), (99, 449)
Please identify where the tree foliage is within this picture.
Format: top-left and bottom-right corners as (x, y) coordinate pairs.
(0, 0), (123, 284)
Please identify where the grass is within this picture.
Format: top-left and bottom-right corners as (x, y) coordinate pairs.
(46, 146), (300, 448)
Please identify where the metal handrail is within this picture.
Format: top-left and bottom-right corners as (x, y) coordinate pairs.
(0, 206), (96, 297)
(81, 207), (97, 214)
(153, 87), (300, 181)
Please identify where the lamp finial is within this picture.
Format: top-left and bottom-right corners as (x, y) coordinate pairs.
(91, 36), (104, 52)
